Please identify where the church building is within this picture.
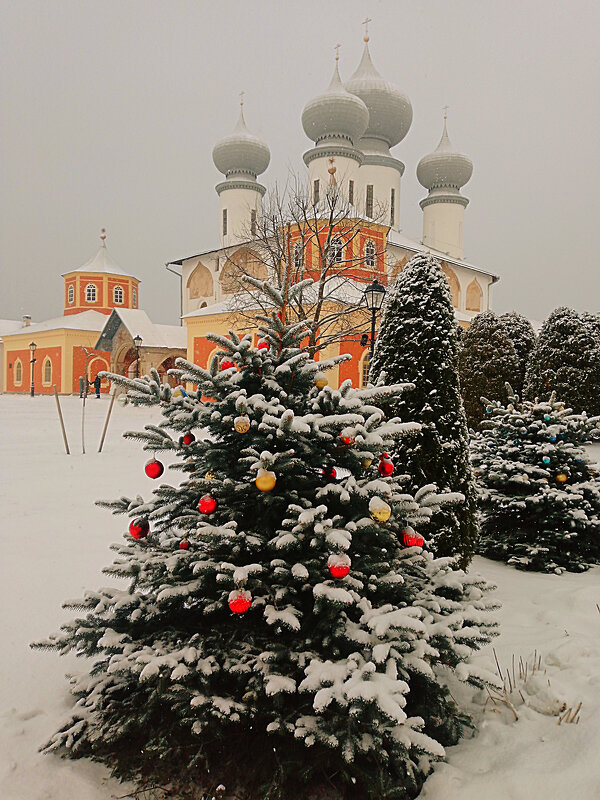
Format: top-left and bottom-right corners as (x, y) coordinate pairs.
(167, 33), (498, 388)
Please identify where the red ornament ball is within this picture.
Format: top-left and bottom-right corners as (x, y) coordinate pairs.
(179, 539), (190, 550)
(340, 434), (355, 446)
(221, 360), (235, 371)
(328, 553), (351, 579)
(402, 527), (424, 548)
(322, 466), (337, 480)
(228, 589), (252, 614)
(145, 459), (164, 479)
(378, 453), (394, 477)
(129, 519), (149, 540)
(183, 432), (195, 445)
(258, 340), (270, 351)
(198, 494), (217, 514)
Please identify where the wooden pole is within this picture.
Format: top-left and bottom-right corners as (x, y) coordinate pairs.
(53, 385), (70, 455)
(98, 387), (116, 453)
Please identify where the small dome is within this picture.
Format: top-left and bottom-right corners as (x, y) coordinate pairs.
(302, 61), (369, 146)
(212, 107), (270, 179)
(417, 121), (473, 191)
(345, 43), (412, 148)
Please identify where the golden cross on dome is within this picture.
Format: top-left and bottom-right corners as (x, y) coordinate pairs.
(100, 228), (107, 246)
(334, 43), (341, 61)
(362, 16), (372, 42)
(443, 105), (449, 120)
(239, 90), (245, 107)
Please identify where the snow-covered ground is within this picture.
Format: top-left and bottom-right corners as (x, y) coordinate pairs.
(1, 395), (598, 800)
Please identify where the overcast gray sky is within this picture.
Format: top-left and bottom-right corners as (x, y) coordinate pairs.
(2, 0), (599, 326)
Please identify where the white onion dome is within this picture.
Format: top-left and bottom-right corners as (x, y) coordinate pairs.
(212, 108), (270, 179)
(345, 43), (412, 149)
(417, 121), (473, 191)
(302, 61), (369, 146)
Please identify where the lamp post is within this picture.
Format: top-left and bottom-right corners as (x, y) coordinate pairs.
(29, 341), (37, 397)
(362, 279), (386, 379)
(133, 335), (142, 378)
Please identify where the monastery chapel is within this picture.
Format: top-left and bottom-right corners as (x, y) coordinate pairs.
(167, 35), (498, 389)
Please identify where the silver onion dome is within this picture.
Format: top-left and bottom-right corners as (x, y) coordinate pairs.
(302, 61), (369, 146)
(345, 43), (412, 149)
(417, 120), (473, 191)
(212, 107), (270, 179)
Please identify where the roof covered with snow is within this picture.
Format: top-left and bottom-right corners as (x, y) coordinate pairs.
(95, 308), (187, 350)
(62, 239), (136, 279)
(0, 319), (23, 339)
(0, 310), (108, 337)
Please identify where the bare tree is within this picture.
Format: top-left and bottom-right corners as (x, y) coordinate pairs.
(221, 170), (390, 355)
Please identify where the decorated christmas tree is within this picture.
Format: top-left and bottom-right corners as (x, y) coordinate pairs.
(471, 385), (600, 573)
(33, 278), (497, 800)
(370, 254), (479, 567)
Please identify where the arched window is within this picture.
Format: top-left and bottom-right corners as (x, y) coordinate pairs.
(14, 359), (22, 385)
(466, 279), (483, 312)
(43, 357), (52, 384)
(187, 261), (214, 299)
(113, 285), (124, 304)
(293, 242), (304, 271)
(441, 265), (460, 308)
(67, 285), (74, 304)
(132, 288), (137, 307)
(364, 240), (376, 268)
(328, 236), (343, 265)
(85, 283), (97, 302)
(360, 351), (370, 388)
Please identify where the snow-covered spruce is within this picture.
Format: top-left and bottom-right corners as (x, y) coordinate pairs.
(499, 311), (536, 397)
(458, 310), (519, 429)
(524, 306), (600, 416)
(370, 253), (478, 567)
(33, 280), (498, 800)
(471, 385), (600, 573)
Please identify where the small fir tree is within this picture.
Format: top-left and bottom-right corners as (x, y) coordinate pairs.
(370, 254), (478, 567)
(499, 312), (536, 395)
(524, 306), (600, 416)
(471, 386), (600, 573)
(33, 277), (497, 800)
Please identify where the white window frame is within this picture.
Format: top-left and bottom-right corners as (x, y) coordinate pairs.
(14, 359), (23, 386)
(365, 240), (376, 268)
(113, 285), (124, 304)
(85, 283), (97, 302)
(67, 285), (74, 304)
(329, 236), (343, 265)
(132, 288), (137, 307)
(43, 357), (52, 385)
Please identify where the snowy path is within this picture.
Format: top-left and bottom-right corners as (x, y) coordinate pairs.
(1, 395), (599, 800)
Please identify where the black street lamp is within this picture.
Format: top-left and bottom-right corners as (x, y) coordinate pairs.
(29, 341), (37, 397)
(133, 334), (142, 378)
(363, 279), (386, 376)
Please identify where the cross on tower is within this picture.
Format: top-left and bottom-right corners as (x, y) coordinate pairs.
(362, 16), (372, 42)
(100, 228), (106, 246)
(443, 105), (449, 120)
(334, 43), (341, 61)
(239, 90), (245, 107)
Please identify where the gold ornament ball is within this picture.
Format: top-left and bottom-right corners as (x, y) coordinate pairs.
(205, 470), (216, 480)
(556, 473), (568, 483)
(362, 458), (373, 468)
(256, 469), (277, 492)
(234, 415), (251, 434)
(369, 497), (391, 523)
(314, 372), (328, 389)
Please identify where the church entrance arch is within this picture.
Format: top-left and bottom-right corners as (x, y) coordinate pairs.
(157, 356), (178, 387)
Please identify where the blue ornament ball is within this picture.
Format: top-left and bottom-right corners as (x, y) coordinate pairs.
(514, 440), (520, 445)
(543, 456), (551, 464)
(544, 414), (551, 421)
(550, 435), (557, 442)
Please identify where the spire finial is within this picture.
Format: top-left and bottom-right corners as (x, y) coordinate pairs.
(362, 16), (372, 42)
(334, 43), (341, 62)
(100, 228), (106, 247)
(239, 90), (245, 108)
(443, 105), (449, 121)
(328, 157), (337, 185)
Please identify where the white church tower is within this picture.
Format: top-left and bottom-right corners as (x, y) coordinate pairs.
(212, 99), (270, 247)
(301, 50), (369, 205)
(417, 113), (473, 260)
(345, 25), (412, 230)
